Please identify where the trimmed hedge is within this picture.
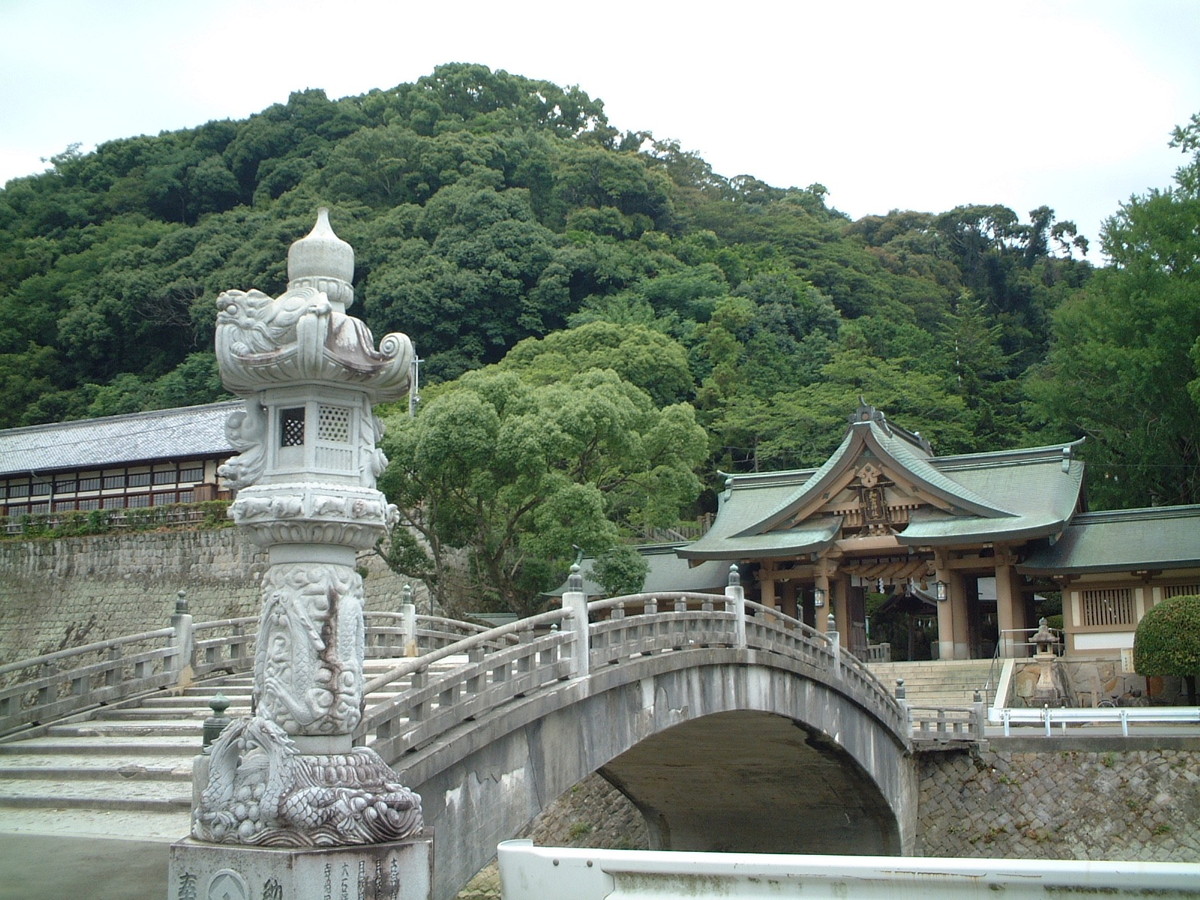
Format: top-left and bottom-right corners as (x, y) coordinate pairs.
(1135, 594), (1200, 703)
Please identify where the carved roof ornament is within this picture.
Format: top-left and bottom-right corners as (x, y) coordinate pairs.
(215, 209), (413, 398)
(288, 207), (355, 312)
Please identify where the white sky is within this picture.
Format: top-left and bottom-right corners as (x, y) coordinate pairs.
(2, 0), (1198, 252)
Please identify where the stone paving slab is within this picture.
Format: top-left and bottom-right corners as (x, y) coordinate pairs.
(48, 719), (205, 738)
(0, 756), (192, 779)
(0, 735), (201, 756)
(0, 832), (175, 900)
(0, 777), (191, 810)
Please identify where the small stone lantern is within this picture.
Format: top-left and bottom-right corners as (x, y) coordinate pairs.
(1030, 616), (1062, 705)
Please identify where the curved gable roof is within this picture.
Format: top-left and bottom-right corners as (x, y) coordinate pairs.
(740, 419), (1015, 537)
(679, 411), (1086, 561)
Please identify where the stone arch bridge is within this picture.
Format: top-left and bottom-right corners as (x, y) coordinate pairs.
(356, 574), (915, 900)
(1, 574), (938, 900)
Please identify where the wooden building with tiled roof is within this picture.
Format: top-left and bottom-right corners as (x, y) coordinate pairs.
(677, 403), (1200, 662)
(0, 401), (239, 522)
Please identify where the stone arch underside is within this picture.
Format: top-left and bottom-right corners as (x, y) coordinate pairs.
(390, 652), (916, 900)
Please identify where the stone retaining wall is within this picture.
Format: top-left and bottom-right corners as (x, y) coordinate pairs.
(521, 745), (1200, 862)
(0, 530), (415, 664)
(917, 742), (1200, 861)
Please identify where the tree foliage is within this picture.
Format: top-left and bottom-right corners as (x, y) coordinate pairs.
(1134, 594), (1200, 704)
(1028, 113), (1200, 508)
(377, 360), (707, 615)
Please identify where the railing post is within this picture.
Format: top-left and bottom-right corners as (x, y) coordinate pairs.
(826, 611), (841, 678)
(725, 564), (746, 649)
(561, 564), (590, 679)
(973, 689), (987, 742)
(170, 590), (194, 684)
(401, 584), (419, 657)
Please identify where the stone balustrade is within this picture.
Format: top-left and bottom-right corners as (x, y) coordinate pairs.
(1, 582), (926, 751)
(355, 582), (911, 761)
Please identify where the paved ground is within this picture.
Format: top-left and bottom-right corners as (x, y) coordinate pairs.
(0, 833), (172, 900)
(0, 809), (187, 900)
(1, 722), (1193, 899)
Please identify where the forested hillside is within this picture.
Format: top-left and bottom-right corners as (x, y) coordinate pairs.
(1, 64), (1196, 520)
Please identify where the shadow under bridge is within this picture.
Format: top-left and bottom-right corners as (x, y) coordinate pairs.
(354, 580), (917, 900)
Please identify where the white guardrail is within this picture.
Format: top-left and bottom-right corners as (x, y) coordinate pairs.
(497, 841), (1200, 899)
(992, 705), (1200, 737)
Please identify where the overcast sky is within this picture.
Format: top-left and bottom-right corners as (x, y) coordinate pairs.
(2, 0), (1198, 253)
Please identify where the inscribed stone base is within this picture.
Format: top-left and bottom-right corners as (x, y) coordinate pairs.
(168, 834), (432, 900)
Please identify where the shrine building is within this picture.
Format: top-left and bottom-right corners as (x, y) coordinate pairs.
(677, 403), (1200, 662)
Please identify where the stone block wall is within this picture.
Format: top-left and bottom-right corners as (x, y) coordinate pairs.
(917, 744), (1200, 861)
(0, 530), (416, 664)
(516, 747), (1200, 863)
(1010, 658), (1188, 708)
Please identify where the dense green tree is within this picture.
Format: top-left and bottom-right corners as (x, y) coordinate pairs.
(1028, 113), (1200, 508)
(587, 543), (650, 598)
(496, 321), (695, 407)
(378, 367), (707, 614)
(0, 61), (1110, 495)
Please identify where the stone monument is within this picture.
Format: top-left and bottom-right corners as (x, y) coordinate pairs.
(169, 210), (430, 900)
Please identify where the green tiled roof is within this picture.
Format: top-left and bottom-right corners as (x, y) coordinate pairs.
(550, 544), (731, 596)
(1019, 506), (1200, 574)
(679, 416), (1086, 561)
(678, 516), (842, 560)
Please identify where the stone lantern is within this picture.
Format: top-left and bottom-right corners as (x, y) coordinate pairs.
(189, 209), (424, 850)
(1030, 616), (1063, 706)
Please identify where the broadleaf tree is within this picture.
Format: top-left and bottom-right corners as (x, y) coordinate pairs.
(377, 365), (707, 616)
(1028, 112), (1200, 508)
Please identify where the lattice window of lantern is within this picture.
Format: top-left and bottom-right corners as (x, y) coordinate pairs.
(280, 407), (306, 447)
(318, 405), (351, 443)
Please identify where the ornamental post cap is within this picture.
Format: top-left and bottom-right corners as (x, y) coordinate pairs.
(287, 207), (354, 309)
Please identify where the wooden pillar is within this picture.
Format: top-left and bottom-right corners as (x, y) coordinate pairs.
(951, 570), (970, 659)
(814, 569), (830, 635)
(995, 548), (1024, 657)
(833, 571), (851, 648)
(835, 570), (852, 649)
(760, 567), (777, 611)
(933, 553), (956, 661)
(814, 558), (839, 636)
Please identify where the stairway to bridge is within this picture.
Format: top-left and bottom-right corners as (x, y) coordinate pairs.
(0, 659), (436, 841)
(866, 659), (994, 707)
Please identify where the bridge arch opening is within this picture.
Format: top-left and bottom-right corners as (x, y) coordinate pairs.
(598, 710), (901, 855)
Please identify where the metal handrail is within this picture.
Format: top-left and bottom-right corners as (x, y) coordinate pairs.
(979, 625), (1064, 705)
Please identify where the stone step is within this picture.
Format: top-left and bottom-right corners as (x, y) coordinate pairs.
(0, 756), (192, 781)
(47, 720), (204, 739)
(0, 735), (201, 757)
(0, 777), (191, 812)
(96, 705), (251, 721)
(866, 661), (994, 706)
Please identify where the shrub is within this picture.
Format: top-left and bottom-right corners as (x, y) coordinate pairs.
(1134, 594), (1200, 704)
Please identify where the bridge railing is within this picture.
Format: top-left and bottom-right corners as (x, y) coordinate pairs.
(355, 570), (910, 759)
(0, 627), (182, 735)
(0, 597), (492, 737)
(907, 704), (987, 744)
(363, 611), (496, 658)
(191, 616), (257, 679)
